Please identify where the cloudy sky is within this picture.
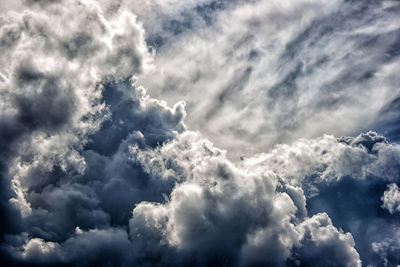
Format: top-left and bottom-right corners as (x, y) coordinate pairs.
(0, 0), (400, 266)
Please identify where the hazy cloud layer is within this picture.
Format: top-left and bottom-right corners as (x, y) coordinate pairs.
(0, 0), (399, 266)
(137, 0), (400, 157)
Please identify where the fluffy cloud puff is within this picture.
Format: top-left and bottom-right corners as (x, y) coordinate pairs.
(0, 0), (184, 261)
(3, 123), (400, 266)
(382, 183), (400, 214)
(126, 130), (400, 266)
(0, 0), (152, 219)
(129, 132), (362, 266)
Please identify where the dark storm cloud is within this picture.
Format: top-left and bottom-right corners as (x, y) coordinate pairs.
(1, 0), (400, 267)
(4, 227), (135, 266)
(86, 80), (186, 156)
(0, 0), (156, 264)
(0, 0), (149, 232)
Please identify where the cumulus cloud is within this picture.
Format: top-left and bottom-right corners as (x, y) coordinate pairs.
(128, 131), (364, 266)
(382, 183), (400, 214)
(126, 130), (400, 266)
(5, 227), (134, 265)
(244, 131), (400, 193)
(0, 0), (183, 260)
(371, 227), (400, 267)
(0, 0), (152, 221)
(0, 0), (400, 266)
(130, 132), (298, 266)
(294, 213), (361, 267)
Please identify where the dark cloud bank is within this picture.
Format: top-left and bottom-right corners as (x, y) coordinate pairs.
(0, 0), (400, 266)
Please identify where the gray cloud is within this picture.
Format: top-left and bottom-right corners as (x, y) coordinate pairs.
(293, 213), (361, 267)
(137, 0), (400, 158)
(129, 132), (361, 266)
(371, 227), (400, 267)
(0, 0), (400, 266)
(382, 183), (400, 214)
(127, 131), (400, 266)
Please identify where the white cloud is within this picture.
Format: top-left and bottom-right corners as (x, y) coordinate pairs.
(0, 0), (399, 266)
(296, 213), (362, 267)
(129, 130), (367, 265)
(136, 0), (400, 158)
(382, 183), (400, 214)
(0, 0), (151, 217)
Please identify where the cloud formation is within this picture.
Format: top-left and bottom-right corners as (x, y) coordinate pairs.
(382, 183), (400, 214)
(0, 0), (399, 266)
(137, 0), (400, 157)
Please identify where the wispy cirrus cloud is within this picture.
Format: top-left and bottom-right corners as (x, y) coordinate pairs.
(137, 0), (400, 157)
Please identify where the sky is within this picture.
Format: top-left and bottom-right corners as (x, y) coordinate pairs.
(0, 0), (400, 266)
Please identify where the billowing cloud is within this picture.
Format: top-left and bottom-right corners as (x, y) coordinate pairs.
(129, 134), (360, 266)
(294, 213), (361, 267)
(371, 227), (400, 267)
(382, 183), (400, 214)
(0, 0), (399, 266)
